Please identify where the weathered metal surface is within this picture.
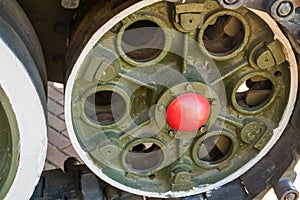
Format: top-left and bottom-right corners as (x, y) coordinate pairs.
(217, 0), (300, 44)
(17, 0), (75, 83)
(65, 0), (297, 197)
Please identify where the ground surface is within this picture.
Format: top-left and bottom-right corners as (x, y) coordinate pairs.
(46, 81), (299, 199)
(44, 82), (80, 170)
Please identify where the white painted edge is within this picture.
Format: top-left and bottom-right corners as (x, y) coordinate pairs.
(65, 1), (298, 198)
(0, 39), (47, 200)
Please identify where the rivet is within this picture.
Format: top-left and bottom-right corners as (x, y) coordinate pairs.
(185, 84), (193, 91)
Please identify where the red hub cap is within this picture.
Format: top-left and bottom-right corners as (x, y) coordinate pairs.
(166, 93), (211, 132)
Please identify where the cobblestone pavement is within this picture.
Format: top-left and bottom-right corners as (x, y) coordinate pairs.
(45, 82), (80, 170)
(46, 81), (299, 199)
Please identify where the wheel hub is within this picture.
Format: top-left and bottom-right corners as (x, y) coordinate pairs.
(166, 92), (211, 132)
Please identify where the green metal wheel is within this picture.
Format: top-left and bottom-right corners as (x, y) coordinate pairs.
(65, 0), (297, 198)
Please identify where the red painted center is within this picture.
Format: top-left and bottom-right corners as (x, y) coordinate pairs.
(166, 93), (210, 132)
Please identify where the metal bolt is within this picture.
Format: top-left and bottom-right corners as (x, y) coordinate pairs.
(273, 179), (299, 200)
(199, 125), (208, 133)
(169, 130), (175, 137)
(95, 61), (117, 82)
(224, 0), (238, 5)
(185, 84), (193, 91)
(277, 2), (293, 17)
(158, 105), (165, 111)
(210, 98), (218, 106)
(285, 192), (297, 200)
(61, 0), (80, 9)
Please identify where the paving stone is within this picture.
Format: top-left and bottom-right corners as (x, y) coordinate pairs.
(48, 82), (54, 87)
(46, 143), (69, 169)
(48, 86), (63, 102)
(48, 112), (66, 132)
(48, 127), (71, 149)
(64, 145), (81, 160)
(53, 85), (64, 94)
(57, 98), (64, 106)
(58, 113), (65, 121)
(61, 129), (69, 138)
(47, 98), (64, 116)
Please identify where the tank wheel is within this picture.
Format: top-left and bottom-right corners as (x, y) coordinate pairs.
(0, 0), (47, 199)
(65, 0), (298, 198)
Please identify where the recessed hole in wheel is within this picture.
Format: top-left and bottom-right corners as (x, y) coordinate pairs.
(124, 142), (164, 173)
(198, 135), (233, 164)
(274, 71), (282, 77)
(121, 20), (165, 63)
(192, 132), (237, 168)
(235, 75), (273, 111)
(199, 10), (249, 60)
(84, 90), (127, 125)
(203, 15), (244, 55)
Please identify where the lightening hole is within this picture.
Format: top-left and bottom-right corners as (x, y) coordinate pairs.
(121, 20), (165, 62)
(235, 76), (273, 110)
(84, 91), (126, 125)
(125, 142), (163, 173)
(202, 15), (245, 55)
(198, 135), (233, 164)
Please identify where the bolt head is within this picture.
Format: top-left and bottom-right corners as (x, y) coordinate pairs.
(158, 105), (165, 111)
(285, 192), (297, 200)
(224, 0), (238, 5)
(210, 98), (218, 106)
(199, 125), (208, 133)
(185, 84), (193, 91)
(277, 2), (293, 17)
(168, 130), (175, 137)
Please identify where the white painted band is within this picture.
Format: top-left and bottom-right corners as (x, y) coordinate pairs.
(0, 39), (47, 200)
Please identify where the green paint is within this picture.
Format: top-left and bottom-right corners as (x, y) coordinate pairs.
(0, 86), (19, 199)
(70, 0), (292, 194)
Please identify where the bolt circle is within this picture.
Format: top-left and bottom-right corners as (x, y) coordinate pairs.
(155, 82), (221, 135)
(166, 93), (211, 132)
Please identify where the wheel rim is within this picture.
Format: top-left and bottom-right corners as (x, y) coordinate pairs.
(65, 1), (298, 198)
(0, 87), (18, 199)
(0, 1), (47, 199)
(0, 18), (47, 200)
